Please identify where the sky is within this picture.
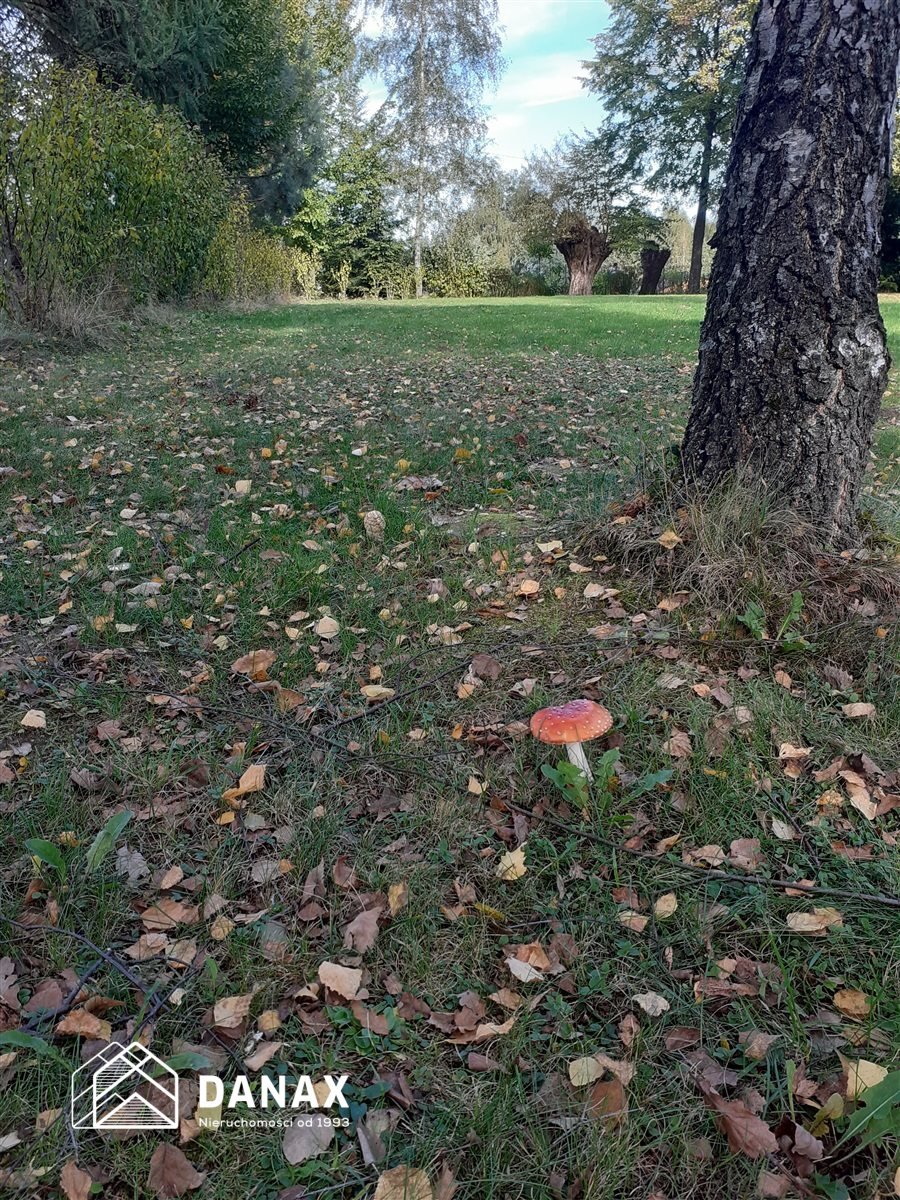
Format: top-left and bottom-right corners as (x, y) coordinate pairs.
(361, 0), (611, 170)
(488, 0), (610, 167)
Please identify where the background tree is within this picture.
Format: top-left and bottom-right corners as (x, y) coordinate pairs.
(517, 136), (664, 295)
(880, 121), (900, 286)
(585, 0), (751, 293)
(368, 0), (502, 298)
(681, 0), (900, 540)
(1, 0), (323, 219)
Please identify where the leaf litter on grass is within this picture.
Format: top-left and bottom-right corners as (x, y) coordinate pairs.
(0, 304), (898, 1198)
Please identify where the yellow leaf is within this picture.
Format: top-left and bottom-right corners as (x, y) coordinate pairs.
(657, 529), (682, 550)
(222, 763), (266, 802)
(839, 1054), (888, 1098)
(653, 892), (678, 920)
(495, 845), (527, 881)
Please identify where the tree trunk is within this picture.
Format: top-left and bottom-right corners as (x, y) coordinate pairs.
(687, 108), (716, 293)
(639, 244), (671, 295)
(413, 17), (426, 299)
(555, 221), (611, 295)
(681, 0), (900, 542)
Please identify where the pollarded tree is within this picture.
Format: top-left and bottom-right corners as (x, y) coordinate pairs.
(368, 0), (502, 298)
(519, 135), (664, 296)
(584, 0), (752, 293)
(681, 0), (900, 541)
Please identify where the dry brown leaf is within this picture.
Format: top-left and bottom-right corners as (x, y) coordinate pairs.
(841, 702), (876, 719)
(282, 1115), (335, 1164)
(839, 1054), (888, 1097)
(231, 650), (275, 680)
(663, 730), (692, 758)
(55, 1010), (111, 1040)
(833, 988), (871, 1020)
(20, 709), (46, 729)
(147, 1143), (205, 1198)
(701, 1087), (778, 1158)
(59, 1161), (92, 1200)
(653, 892), (678, 919)
(786, 908), (843, 936)
(222, 763), (266, 803)
(141, 899), (199, 932)
(589, 1077), (628, 1124)
(373, 1165), (434, 1200)
(387, 881), (409, 917)
(343, 907), (382, 954)
(243, 1040), (283, 1071)
(634, 991), (670, 1017)
(318, 961), (362, 1001)
(212, 992), (253, 1030)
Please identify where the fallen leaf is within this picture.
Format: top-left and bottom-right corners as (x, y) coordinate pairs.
(55, 1010), (111, 1040)
(361, 684), (396, 702)
(589, 1077), (628, 1124)
(653, 892), (678, 919)
(700, 1086), (778, 1158)
(657, 529), (682, 550)
(212, 992), (254, 1030)
(318, 961), (362, 1001)
(786, 908), (843, 936)
(373, 1165), (434, 1200)
(59, 1161), (92, 1200)
(282, 1115), (335, 1164)
(343, 907), (382, 954)
(387, 881), (409, 917)
(839, 1054), (888, 1098)
(495, 845), (527, 881)
(634, 991), (669, 1017)
(231, 650), (275, 679)
(222, 763), (266, 803)
(663, 730), (692, 758)
(833, 988), (871, 1020)
(841, 702), (876, 719)
(314, 616), (340, 639)
(147, 1143), (205, 1197)
(20, 709), (46, 729)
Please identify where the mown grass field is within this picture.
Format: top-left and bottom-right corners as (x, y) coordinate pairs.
(0, 295), (898, 1200)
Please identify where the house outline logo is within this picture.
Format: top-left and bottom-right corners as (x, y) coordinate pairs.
(71, 1042), (179, 1131)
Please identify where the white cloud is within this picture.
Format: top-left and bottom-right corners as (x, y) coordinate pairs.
(494, 51), (590, 109)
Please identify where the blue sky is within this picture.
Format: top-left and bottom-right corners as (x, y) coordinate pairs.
(489, 0), (610, 166)
(362, 0), (611, 168)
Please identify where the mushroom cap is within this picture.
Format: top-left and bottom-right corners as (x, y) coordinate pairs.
(530, 698), (613, 744)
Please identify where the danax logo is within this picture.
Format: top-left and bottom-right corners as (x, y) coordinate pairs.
(197, 1072), (349, 1126)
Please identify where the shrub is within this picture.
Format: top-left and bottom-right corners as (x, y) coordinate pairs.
(203, 197), (297, 303)
(0, 67), (230, 330)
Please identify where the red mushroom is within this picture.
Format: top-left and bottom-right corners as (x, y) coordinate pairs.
(530, 698), (613, 781)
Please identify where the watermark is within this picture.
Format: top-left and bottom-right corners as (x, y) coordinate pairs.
(70, 1043), (349, 1133)
(71, 1042), (179, 1131)
(196, 1073), (350, 1131)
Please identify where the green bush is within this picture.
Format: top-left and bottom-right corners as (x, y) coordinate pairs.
(0, 67), (230, 330)
(203, 197), (298, 302)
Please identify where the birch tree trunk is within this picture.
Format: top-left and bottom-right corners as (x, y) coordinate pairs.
(413, 15), (426, 299)
(687, 109), (716, 294)
(681, 0), (900, 542)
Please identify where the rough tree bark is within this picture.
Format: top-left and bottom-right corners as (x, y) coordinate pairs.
(639, 243), (671, 295)
(555, 219), (612, 295)
(681, 0), (900, 542)
(412, 11), (427, 300)
(687, 108), (716, 294)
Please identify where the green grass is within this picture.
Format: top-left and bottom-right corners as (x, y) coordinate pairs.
(0, 295), (898, 1200)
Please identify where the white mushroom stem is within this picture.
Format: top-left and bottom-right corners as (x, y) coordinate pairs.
(566, 741), (593, 781)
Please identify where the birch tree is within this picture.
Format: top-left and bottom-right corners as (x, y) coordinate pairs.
(681, 0), (900, 540)
(368, 0), (502, 297)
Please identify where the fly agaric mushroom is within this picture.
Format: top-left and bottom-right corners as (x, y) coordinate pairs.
(530, 698), (613, 781)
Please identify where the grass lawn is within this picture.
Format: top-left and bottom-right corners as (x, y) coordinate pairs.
(0, 295), (898, 1200)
